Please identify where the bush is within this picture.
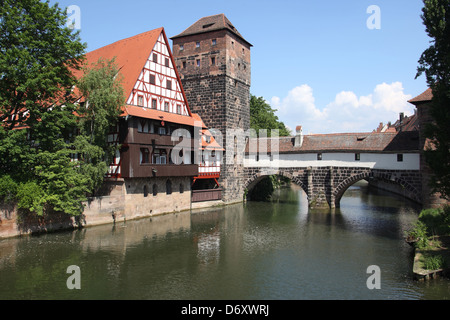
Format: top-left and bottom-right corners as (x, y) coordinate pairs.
(422, 253), (445, 271)
(0, 175), (18, 204)
(419, 206), (450, 235)
(406, 220), (429, 249)
(16, 182), (46, 216)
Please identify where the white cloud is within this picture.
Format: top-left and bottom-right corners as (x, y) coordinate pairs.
(271, 82), (414, 134)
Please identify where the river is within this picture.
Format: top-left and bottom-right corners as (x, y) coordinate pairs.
(0, 181), (449, 300)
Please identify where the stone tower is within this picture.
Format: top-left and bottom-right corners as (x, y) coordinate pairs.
(171, 14), (252, 203)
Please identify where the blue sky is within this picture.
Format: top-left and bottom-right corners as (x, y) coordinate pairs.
(51, 0), (431, 134)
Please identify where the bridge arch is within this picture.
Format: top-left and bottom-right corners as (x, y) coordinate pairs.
(244, 170), (308, 201)
(333, 170), (421, 208)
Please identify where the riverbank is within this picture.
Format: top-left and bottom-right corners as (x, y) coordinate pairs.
(413, 235), (450, 280)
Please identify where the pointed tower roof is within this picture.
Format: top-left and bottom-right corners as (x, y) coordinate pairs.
(171, 13), (252, 47)
(408, 88), (433, 104)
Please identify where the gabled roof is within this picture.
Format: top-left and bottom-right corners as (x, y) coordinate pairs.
(74, 28), (163, 102)
(73, 27), (196, 125)
(408, 88), (433, 104)
(171, 13), (252, 47)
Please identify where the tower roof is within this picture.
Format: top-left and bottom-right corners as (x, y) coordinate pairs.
(408, 88), (433, 104)
(171, 14), (252, 47)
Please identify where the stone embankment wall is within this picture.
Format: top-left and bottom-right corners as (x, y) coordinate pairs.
(0, 177), (194, 239)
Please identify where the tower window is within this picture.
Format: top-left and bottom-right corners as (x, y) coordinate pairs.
(211, 57), (215, 66)
(179, 44), (184, 51)
(196, 41), (200, 48)
(182, 61), (186, 69)
(212, 39), (217, 46)
(196, 59), (200, 67)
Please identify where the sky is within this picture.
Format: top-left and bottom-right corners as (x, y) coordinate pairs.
(51, 0), (431, 134)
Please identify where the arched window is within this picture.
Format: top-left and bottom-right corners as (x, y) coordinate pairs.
(166, 179), (172, 195)
(180, 183), (184, 194)
(152, 184), (158, 196)
(143, 185), (148, 197)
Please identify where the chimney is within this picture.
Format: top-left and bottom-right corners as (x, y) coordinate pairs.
(295, 125), (303, 147)
(399, 112), (404, 132)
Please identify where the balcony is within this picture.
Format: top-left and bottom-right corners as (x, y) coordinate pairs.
(197, 164), (220, 178)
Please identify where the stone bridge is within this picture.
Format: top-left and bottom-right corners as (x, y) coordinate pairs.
(243, 166), (422, 209)
(235, 130), (423, 208)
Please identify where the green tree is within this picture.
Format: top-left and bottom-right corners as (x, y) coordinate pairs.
(0, 0), (85, 129)
(250, 95), (291, 137)
(416, 0), (450, 199)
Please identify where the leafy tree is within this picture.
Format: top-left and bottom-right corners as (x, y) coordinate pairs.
(0, 0), (85, 129)
(250, 95), (291, 137)
(415, 0), (450, 199)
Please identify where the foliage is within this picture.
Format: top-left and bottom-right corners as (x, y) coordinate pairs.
(418, 206), (450, 235)
(250, 95), (291, 137)
(406, 220), (429, 249)
(422, 253), (446, 270)
(415, 0), (450, 199)
(0, 2), (124, 217)
(0, 175), (18, 204)
(0, 0), (86, 129)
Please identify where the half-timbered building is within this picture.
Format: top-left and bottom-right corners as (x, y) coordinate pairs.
(75, 27), (223, 219)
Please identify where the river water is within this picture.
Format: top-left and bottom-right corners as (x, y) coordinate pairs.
(0, 181), (449, 300)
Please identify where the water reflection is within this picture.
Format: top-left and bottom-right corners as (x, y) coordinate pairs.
(0, 181), (449, 299)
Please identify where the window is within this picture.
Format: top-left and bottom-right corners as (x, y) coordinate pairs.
(176, 104), (181, 114)
(196, 41), (200, 48)
(152, 99), (157, 109)
(138, 119), (149, 133)
(317, 153), (322, 161)
(397, 154), (403, 162)
(143, 185), (148, 197)
(158, 126), (166, 135)
(153, 53), (158, 63)
(180, 183), (184, 194)
(150, 74), (156, 85)
(196, 59), (200, 67)
(137, 95), (144, 107)
(166, 80), (172, 90)
(179, 44), (184, 51)
(355, 153), (361, 161)
(153, 149), (167, 164)
(165, 58), (169, 67)
(140, 148), (150, 164)
(164, 101), (169, 112)
(211, 57), (215, 66)
(212, 39), (216, 46)
(152, 184), (158, 196)
(182, 61), (186, 69)
(166, 179), (172, 195)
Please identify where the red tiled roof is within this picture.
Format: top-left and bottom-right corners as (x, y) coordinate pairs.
(408, 88), (433, 104)
(73, 28), (163, 102)
(246, 131), (419, 154)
